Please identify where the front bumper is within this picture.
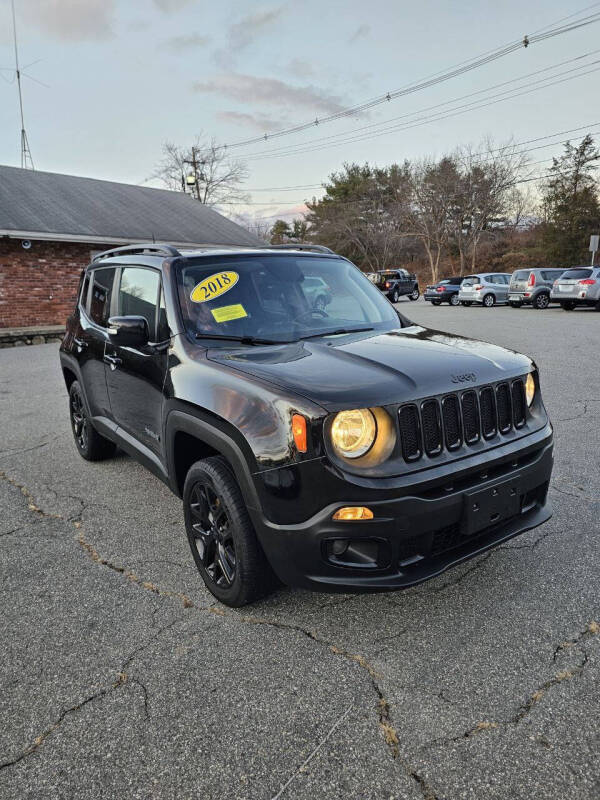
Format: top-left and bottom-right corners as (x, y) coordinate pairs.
(254, 434), (553, 592)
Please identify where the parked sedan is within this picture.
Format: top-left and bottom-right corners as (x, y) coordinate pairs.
(424, 276), (464, 306)
(550, 266), (600, 310)
(458, 273), (512, 307)
(508, 268), (566, 309)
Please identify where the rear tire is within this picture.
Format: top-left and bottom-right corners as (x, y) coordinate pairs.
(560, 301), (575, 311)
(69, 381), (116, 461)
(183, 456), (276, 607)
(483, 293), (495, 307)
(408, 287), (419, 301)
(449, 294), (460, 306)
(533, 293), (550, 310)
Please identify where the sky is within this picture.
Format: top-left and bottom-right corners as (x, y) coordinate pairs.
(1, 0), (600, 225)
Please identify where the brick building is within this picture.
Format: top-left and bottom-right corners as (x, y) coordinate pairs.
(0, 165), (260, 329)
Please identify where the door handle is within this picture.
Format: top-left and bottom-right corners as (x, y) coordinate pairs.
(74, 337), (87, 351)
(104, 353), (122, 370)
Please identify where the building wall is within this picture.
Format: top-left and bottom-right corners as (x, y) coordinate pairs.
(0, 239), (109, 328)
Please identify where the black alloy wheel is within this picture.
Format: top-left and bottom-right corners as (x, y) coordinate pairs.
(183, 456), (275, 606)
(409, 287), (420, 301)
(68, 380), (115, 461)
(483, 293), (495, 307)
(449, 293), (460, 306)
(533, 293), (550, 310)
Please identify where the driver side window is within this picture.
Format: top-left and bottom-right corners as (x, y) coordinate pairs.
(118, 267), (161, 341)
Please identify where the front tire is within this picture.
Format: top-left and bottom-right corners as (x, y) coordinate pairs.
(391, 289), (399, 303)
(449, 293), (460, 306)
(409, 287), (419, 301)
(69, 381), (116, 461)
(482, 293), (495, 307)
(183, 456), (276, 607)
(533, 293), (550, 310)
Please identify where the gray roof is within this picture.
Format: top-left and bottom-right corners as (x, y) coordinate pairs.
(0, 164), (260, 247)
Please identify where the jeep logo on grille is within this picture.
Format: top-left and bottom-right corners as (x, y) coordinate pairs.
(451, 372), (477, 384)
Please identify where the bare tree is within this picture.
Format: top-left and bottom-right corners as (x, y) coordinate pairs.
(453, 140), (528, 273)
(155, 136), (249, 206)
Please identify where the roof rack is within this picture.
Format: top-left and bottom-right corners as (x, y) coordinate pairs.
(266, 243), (335, 254)
(92, 243), (181, 262)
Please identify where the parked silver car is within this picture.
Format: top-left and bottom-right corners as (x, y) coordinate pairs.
(508, 268), (566, 309)
(550, 266), (600, 310)
(458, 273), (512, 307)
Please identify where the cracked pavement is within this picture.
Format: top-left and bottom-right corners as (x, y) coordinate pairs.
(1, 303), (599, 799)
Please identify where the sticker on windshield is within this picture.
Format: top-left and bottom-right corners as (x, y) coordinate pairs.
(190, 271), (239, 303)
(211, 303), (248, 323)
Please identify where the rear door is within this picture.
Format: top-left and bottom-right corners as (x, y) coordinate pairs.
(104, 266), (169, 457)
(77, 266), (117, 419)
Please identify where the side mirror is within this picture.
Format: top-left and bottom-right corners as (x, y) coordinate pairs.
(107, 316), (149, 347)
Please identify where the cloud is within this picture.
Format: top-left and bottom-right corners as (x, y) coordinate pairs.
(21, 0), (115, 41)
(164, 33), (210, 51)
(349, 23), (370, 43)
(217, 110), (285, 132)
(193, 73), (346, 114)
(228, 6), (285, 50)
(153, 0), (196, 12)
(287, 58), (314, 79)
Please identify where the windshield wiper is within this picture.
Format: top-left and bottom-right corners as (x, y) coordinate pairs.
(299, 326), (374, 340)
(194, 333), (290, 345)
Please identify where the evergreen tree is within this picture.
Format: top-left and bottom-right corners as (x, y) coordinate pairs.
(541, 135), (600, 265)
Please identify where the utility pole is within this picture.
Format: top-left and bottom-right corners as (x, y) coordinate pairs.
(183, 146), (206, 202)
(11, 0), (34, 170)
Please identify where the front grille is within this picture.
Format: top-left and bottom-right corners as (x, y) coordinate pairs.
(421, 400), (442, 455)
(399, 405), (421, 461)
(398, 379), (528, 463)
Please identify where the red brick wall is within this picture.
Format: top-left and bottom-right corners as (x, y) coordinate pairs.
(0, 239), (111, 328)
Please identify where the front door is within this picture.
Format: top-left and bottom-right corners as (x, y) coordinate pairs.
(104, 266), (169, 457)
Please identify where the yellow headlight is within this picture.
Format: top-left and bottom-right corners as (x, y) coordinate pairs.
(330, 409), (377, 458)
(525, 373), (535, 407)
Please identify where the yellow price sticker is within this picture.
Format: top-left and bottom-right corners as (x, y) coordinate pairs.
(211, 304), (248, 323)
(190, 271), (239, 303)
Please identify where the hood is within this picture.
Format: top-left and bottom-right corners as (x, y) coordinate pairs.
(207, 325), (532, 410)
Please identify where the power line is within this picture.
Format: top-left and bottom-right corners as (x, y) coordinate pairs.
(222, 6), (600, 150)
(238, 58), (600, 162)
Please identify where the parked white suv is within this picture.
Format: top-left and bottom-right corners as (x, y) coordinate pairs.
(458, 273), (512, 307)
(550, 266), (600, 310)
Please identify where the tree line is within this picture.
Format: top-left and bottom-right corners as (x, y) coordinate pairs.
(154, 134), (600, 282)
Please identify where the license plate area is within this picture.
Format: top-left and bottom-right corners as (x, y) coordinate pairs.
(461, 479), (520, 536)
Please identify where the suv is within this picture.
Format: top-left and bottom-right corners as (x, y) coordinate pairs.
(373, 269), (420, 303)
(458, 273), (512, 306)
(508, 268), (566, 309)
(550, 266), (600, 310)
(60, 243), (553, 607)
(424, 276), (464, 306)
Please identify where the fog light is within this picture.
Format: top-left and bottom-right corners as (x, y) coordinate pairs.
(332, 506), (373, 521)
(330, 539), (348, 555)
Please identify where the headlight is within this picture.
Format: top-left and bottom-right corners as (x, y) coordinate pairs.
(525, 373), (535, 406)
(330, 409), (377, 458)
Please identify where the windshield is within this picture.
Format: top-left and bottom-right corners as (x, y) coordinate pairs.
(177, 254), (401, 343)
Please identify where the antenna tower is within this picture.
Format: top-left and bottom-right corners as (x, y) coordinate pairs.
(11, 0), (34, 169)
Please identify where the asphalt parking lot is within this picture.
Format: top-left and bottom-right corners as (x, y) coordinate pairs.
(1, 301), (599, 800)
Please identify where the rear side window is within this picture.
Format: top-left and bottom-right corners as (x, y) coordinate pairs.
(118, 267), (161, 340)
(80, 273), (90, 311)
(89, 268), (116, 327)
(541, 270), (564, 280)
(561, 269), (592, 279)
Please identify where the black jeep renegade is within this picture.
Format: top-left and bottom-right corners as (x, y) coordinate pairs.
(60, 243), (553, 606)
